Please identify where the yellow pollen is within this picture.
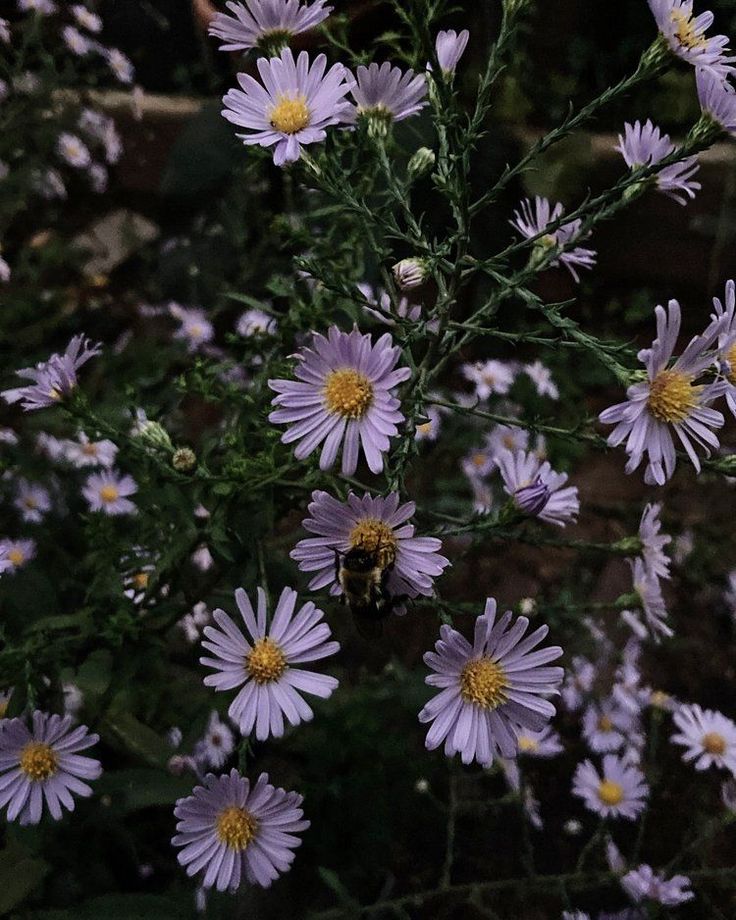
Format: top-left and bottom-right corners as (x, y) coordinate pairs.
(132, 572), (149, 590)
(216, 805), (259, 850)
(518, 736), (539, 753)
(647, 369), (699, 423)
(20, 742), (58, 781)
(49, 388), (62, 401)
(246, 637), (287, 684)
(99, 485), (119, 503)
(349, 518), (397, 568)
(23, 497), (38, 509)
(650, 690), (670, 709)
(82, 443), (98, 456)
(597, 779), (624, 806)
(323, 368), (374, 418)
(597, 715), (614, 732)
(0, 700), (8, 719)
(502, 435), (517, 449)
(417, 421), (432, 434)
(8, 549), (25, 566)
(459, 657), (508, 709)
(671, 10), (707, 50)
(269, 95), (310, 134)
(703, 732), (727, 755)
(472, 452), (487, 468)
(726, 342), (736, 385)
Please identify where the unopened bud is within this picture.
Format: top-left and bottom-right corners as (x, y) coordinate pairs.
(392, 257), (429, 291)
(408, 147), (435, 179)
(132, 419), (173, 452)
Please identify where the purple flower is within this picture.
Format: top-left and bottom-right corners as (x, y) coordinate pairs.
(485, 423), (529, 458)
(0, 711), (101, 824)
(348, 63), (427, 128)
(106, 48), (135, 84)
(200, 586), (339, 740)
(358, 282), (423, 325)
(671, 703), (736, 774)
(582, 699), (635, 753)
(648, 0), (735, 80)
(711, 278), (736, 417)
(697, 66), (736, 134)
(268, 326), (410, 475)
(434, 29), (469, 74)
(222, 48), (354, 166)
(18, 0), (57, 12)
(172, 769), (309, 891)
(209, 0), (332, 52)
(1, 334), (101, 411)
(599, 299), (727, 485)
(497, 449), (579, 526)
(638, 503), (671, 580)
(237, 308), (277, 337)
(0, 538), (36, 573)
(461, 360), (515, 399)
(82, 469), (138, 516)
(516, 725), (564, 758)
(418, 598), (563, 768)
(524, 360), (559, 399)
(57, 132), (91, 168)
(561, 655), (596, 711)
(170, 305), (214, 352)
(63, 432), (118, 468)
(62, 25), (91, 56)
(71, 4), (102, 32)
(616, 120), (700, 205)
(622, 865), (694, 906)
(290, 490), (449, 601)
(14, 479), (51, 523)
(623, 557), (672, 640)
(572, 753), (648, 820)
(511, 196), (596, 283)
(195, 711), (235, 770)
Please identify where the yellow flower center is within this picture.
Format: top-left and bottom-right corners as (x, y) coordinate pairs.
(459, 658), (508, 710)
(8, 549), (25, 566)
(597, 715), (614, 732)
(82, 443), (98, 456)
(417, 421), (432, 435)
(671, 9), (707, 50)
(0, 699), (8, 719)
(703, 731), (727, 755)
(647, 369), (699, 423)
(502, 434), (517, 450)
(100, 485), (119, 503)
(269, 95), (310, 134)
(246, 637), (287, 684)
(20, 742), (58, 781)
(24, 497), (38, 509)
(216, 805), (259, 850)
(132, 572), (149, 590)
(472, 452), (487, 468)
(597, 779), (624, 806)
(518, 736), (539, 753)
(726, 342), (736, 385)
(323, 368), (374, 419)
(650, 690), (670, 709)
(349, 518), (397, 568)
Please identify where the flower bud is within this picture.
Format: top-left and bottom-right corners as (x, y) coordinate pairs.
(172, 447), (197, 472)
(132, 418), (173, 452)
(392, 257), (428, 291)
(407, 147), (436, 179)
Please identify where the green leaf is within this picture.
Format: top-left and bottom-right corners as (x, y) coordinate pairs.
(317, 867), (360, 909)
(102, 710), (171, 767)
(0, 839), (48, 915)
(95, 768), (193, 813)
(76, 649), (113, 697)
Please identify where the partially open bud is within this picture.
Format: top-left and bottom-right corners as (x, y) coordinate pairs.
(408, 147), (436, 180)
(514, 479), (550, 516)
(392, 257), (428, 291)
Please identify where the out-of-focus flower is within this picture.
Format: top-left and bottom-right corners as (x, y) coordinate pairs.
(0, 538), (36, 573)
(623, 557), (672, 640)
(516, 725), (564, 758)
(34, 168), (67, 200)
(269, 326), (410, 475)
(418, 598), (563, 767)
(170, 305), (214, 352)
(617, 120), (700, 205)
(200, 586), (339, 739)
(14, 480), (51, 523)
(56, 133), (92, 168)
(172, 769), (309, 891)
(0, 711), (101, 824)
(638, 503), (671, 580)
(0, 18), (10, 42)
(179, 602), (211, 643)
(599, 299), (727, 484)
(106, 48), (135, 84)
(62, 25), (91, 55)
(18, 0), (57, 13)
(524, 360), (559, 399)
(291, 490), (449, 602)
(82, 469), (138, 516)
(62, 682), (84, 718)
(711, 278), (736, 418)
(462, 360), (515, 399)
(191, 545), (215, 572)
(237, 308), (277, 337)
(88, 163), (108, 193)
(572, 754), (648, 820)
(433, 29), (469, 74)
(511, 196), (596, 283)
(671, 703), (736, 775)
(209, 0), (332, 52)
(348, 63), (427, 131)
(222, 48), (354, 166)
(648, 0), (735, 79)
(64, 432), (118, 468)
(622, 864), (694, 906)
(561, 656), (596, 710)
(485, 423), (529, 458)
(582, 699), (635, 752)
(497, 449), (579, 526)
(195, 711), (235, 770)
(1, 335), (100, 411)
(72, 4), (102, 31)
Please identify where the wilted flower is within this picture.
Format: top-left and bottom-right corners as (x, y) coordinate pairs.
(511, 196), (596, 283)
(222, 48), (354, 166)
(648, 0), (735, 79)
(462, 360), (515, 399)
(195, 711), (235, 770)
(269, 326), (410, 475)
(497, 449), (579, 526)
(209, 0), (332, 52)
(418, 598), (563, 767)
(14, 479), (51, 523)
(172, 769), (309, 891)
(616, 120), (700, 205)
(622, 865), (694, 906)
(291, 490), (449, 602)
(599, 299), (727, 484)
(572, 753), (648, 820)
(433, 29), (469, 74)
(82, 469), (138, 516)
(0, 711), (101, 824)
(349, 63), (427, 130)
(56, 133), (92, 168)
(671, 703), (736, 775)
(200, 586), (339, 740)
(1, 334), (100, 411)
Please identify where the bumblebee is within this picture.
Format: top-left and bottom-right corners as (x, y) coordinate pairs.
(334, 545), (404, 637)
